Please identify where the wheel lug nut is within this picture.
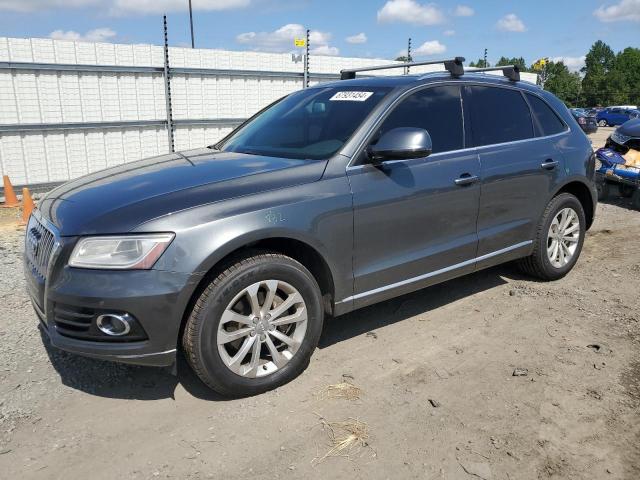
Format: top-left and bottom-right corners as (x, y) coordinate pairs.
(265, 314), (271, 320)
(250, 331), (256, 337)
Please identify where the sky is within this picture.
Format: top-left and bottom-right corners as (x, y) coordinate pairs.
(0, 0), (639, 71)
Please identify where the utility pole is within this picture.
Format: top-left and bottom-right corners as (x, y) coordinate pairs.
(483, 48), (488, 67)
(406, 38), (412, 74)
(163, 15), (175, 152)
(303, 28), (310, 88)
(188, 0), (195, 48)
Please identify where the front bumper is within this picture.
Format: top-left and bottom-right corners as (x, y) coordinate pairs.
(24, 214), (202, 367)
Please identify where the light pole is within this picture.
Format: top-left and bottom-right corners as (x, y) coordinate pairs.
(188, 0), (195, 48)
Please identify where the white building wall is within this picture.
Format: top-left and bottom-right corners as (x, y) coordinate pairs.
(0, 37), (537, 185)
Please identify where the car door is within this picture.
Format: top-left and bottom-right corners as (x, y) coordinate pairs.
(347, 84), (480, 309)
(465, 85), (567, 266)
(610, 108), (627, 125)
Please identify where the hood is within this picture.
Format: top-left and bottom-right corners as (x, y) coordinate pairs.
(39, 148), (327, 235)
(618, 118), (640, 137)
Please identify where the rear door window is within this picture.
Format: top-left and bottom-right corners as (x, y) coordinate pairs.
(376, 85), (464, 154)
(467, 86), (534, 146)
(525, 93), (566, 136)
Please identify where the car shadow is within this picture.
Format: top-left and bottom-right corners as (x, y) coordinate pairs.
(319, 264), (513, 348)
(43, 263), (523, 402)
(41, 328), (229, 401)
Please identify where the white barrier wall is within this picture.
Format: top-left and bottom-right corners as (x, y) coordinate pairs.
(0, 37), (537, 186)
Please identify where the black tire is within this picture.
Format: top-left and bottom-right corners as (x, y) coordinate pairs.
(596, 181), (610, 201)
(182, 252), (324, 397)
(632, 189), (640, 210)
(518, 193), (586, 281)
(619, 184), (635, 198)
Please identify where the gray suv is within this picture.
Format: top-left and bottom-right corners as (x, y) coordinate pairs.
(24, 61), (597, 396)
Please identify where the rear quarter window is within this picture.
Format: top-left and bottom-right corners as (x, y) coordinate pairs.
(525, 93), (566, 136)
(467, 86), (534, 146)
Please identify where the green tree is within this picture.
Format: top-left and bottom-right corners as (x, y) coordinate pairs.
(606, 47), (640, 106)
(469, 58), (489, 68)
(544, 61), (583, 107)
(495, 56), (528, 71)
(581, 40), (615, 106)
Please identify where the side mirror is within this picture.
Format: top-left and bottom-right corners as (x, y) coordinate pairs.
(367, 127), (433, 163)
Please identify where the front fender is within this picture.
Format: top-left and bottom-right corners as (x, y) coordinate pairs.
(548, 175), (598, 229)
(139, 175), (355, 309)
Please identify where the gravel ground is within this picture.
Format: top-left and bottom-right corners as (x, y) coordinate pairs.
(1, 128), (639, 479)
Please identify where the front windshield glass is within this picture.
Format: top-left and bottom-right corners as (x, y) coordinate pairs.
(219, 86), (391, 160)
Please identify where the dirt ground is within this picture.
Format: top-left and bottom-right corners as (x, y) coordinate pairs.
(1, 127), (639, 480)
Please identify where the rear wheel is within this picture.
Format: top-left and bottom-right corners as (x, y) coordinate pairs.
(518, 193), (586, 281)
(598, 119), (608, 127)
(183, 252), (324, 397)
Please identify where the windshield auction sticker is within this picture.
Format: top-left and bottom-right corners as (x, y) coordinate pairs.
(330, 91), (374, 102)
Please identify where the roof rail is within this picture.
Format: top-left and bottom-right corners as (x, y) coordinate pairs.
(340, 57), (465, 80)
(467, 65), (520, 82)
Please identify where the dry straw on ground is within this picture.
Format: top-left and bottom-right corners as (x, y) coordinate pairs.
(312, 415), (371, 465)
(320, 381), (363, 401)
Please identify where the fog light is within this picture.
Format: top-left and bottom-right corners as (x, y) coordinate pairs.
(96, 313), (132, 336)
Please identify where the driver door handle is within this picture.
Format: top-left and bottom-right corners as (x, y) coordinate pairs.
(541, 160), (559, 170)
(454, 174), (480, 186)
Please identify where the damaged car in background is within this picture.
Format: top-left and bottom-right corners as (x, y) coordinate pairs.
(596, 118), (640, 209)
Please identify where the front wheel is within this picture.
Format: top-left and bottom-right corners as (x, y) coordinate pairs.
(182, 252), (324, 397)
(518, 193), (586, 281)
(598, 119), (608, 127)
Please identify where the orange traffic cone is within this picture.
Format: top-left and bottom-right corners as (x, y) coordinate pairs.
(2, 175), (19, 208)
(20, 187), (35, 225)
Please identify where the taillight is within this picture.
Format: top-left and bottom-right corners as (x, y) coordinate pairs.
(578, 117), (586, 125)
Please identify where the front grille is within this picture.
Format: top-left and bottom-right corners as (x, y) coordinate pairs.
(25, 215), (56, 279)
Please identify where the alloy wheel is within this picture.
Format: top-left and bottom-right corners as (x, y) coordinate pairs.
(547, 207), (580, 268)
(217, 280), (308, 378)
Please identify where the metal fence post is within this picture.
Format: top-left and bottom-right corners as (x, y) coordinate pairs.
(163, 15), (175, 153)
(303, 29), (310, 88)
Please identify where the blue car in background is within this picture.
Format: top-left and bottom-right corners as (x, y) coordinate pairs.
(596, 107), (633, 127)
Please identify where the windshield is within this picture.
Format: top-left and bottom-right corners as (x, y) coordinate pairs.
(218, 86), (391, 160)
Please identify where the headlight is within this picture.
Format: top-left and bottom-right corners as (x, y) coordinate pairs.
(69, 234), (175, 269)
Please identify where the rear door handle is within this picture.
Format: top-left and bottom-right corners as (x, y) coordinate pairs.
(541, 160), (559, 170)
(454, 174), (480, 186)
